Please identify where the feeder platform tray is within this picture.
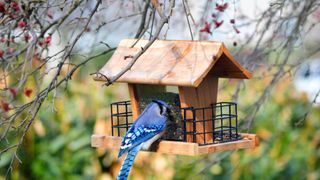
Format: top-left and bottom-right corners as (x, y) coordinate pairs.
(91, 133), (259, 156)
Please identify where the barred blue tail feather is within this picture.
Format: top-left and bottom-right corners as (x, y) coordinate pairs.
(117, 100), (169, 179)
(117, 144), (142, 180)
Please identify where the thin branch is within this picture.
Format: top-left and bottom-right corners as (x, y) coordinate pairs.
(99, 0), (174, 86)
(182, 0), (194, 40)
(135, 0), (151, 38)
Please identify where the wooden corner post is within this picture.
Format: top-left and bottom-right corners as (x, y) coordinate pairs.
(128, 83), (140, 120)
(178, 76), (219, 143)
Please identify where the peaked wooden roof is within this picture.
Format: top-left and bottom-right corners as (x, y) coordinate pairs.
(94, 39), (252, 87)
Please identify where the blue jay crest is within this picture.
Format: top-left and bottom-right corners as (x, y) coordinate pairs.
(117, 100), (170, 180)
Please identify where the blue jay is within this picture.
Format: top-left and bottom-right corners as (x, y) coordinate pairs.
(117, 100), (170, 180)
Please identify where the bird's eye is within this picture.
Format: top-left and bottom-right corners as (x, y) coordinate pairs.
(160, 106), (164, 115)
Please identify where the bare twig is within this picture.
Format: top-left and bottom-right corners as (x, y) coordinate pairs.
(100, 0), (175, 86)
(182, 0), (194, 40)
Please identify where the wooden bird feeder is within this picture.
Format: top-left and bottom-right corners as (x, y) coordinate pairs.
(91, 39), (259, 156)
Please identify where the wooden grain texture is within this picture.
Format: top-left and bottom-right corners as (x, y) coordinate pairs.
(128, 84), (140, 120)
(241, 133), (260, 146)
(93, 39), (252, 87)
(178, 76), (218, 143)
(91, 133), (259, 156)
(156, 141), (199, 156)
(91, 134), (198, 155)
(197, 139), (254, 155)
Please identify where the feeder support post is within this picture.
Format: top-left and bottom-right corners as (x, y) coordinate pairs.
(128, 84), (140, 120)
(179, 76), (219, 143)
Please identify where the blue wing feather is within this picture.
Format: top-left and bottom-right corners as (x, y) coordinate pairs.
(118, 102), (167, 157)
(118, 124), (164, 157)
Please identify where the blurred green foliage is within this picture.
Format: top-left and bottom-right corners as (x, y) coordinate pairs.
(173, 79), (320, 180)
(1, 54), (319, 180)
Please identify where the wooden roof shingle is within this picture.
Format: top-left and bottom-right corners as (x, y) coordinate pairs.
(93, 39), (252, 87)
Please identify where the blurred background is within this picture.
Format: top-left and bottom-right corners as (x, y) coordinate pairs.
(1, 0), (320, 179)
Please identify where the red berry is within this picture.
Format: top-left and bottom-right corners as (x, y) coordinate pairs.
(9, 88), (17, 98)
(200, 21), (212, 35)
(0, 49), (4, 58)
(44, 35), (52, 45)
(215, 3), (228, 12)
(18, 20), (27, 28)
(1, 100), (11, 112)
(24, 33), (31, 42)
(11, 1), (20, 12)
(24, 88), (33, 97)
(0, 1), (6, 13)
(213, 19), (224, 28)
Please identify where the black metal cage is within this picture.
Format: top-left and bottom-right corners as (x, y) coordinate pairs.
(110, 100), (240, 146)
(110, 101), (133, 136)
(181, 102), (240, 146)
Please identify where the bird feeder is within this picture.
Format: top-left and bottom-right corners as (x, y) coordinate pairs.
(91, 39), (259, 156)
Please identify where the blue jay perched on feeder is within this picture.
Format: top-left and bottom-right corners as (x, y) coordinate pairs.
(117, 100), (170, 180)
